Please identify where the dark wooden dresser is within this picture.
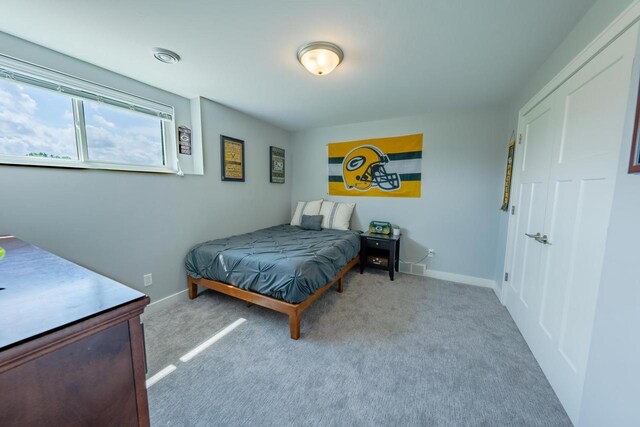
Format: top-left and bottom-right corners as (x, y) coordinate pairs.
(0, 236), (150, 427)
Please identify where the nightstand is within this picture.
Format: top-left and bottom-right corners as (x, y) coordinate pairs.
(359, 231), (401, 281)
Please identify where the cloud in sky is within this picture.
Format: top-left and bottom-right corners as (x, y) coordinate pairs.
(84, 102), (163, 166)
(0, 82), (76, 158)
(91, 114), (115, 128)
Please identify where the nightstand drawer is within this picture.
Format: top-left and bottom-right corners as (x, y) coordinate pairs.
(366, 238), (392, 250)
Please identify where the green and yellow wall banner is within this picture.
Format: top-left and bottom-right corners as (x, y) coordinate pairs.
(328, 133), (423, 198)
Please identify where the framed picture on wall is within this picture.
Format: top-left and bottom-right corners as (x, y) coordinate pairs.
(630, 86), (640, 173)
(270, 146), (285, 183)
(177, 126), (192, 155)
(220, 135), (245, 181)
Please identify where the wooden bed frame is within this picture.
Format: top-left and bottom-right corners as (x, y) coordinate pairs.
(187, 255), (360, 340)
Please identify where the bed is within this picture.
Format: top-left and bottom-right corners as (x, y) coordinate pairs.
(185, 224), (361, 339)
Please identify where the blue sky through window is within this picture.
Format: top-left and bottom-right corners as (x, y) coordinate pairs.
(0, 79), (77, 159)
(84, 101), (164, 166)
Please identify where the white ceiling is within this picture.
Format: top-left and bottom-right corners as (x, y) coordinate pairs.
(0, 0), (595, 131)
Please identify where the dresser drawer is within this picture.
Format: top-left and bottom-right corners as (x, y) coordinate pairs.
(365, 238), (393, 250)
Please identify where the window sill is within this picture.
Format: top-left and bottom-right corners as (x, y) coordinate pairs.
(0, 156), (178, 174)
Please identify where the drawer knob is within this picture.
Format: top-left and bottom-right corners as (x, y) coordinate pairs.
(375, 242), (379, 246)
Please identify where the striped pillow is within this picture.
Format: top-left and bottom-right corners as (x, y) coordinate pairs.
(319, 201), (355, 230)
(290, 199), (323, 226)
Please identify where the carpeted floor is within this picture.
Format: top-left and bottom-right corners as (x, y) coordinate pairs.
(144, 270), (571, 426)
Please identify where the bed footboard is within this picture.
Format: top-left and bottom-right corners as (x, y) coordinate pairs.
(186, 255), (359, 339)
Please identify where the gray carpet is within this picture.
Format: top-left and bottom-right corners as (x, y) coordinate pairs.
(144, 270), (571, 426)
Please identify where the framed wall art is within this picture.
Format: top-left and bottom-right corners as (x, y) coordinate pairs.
(220, 135), (245, 181)
(630, 85), (640, 173)
(178, 126), (191, 155)
(270, 146), (285, 183)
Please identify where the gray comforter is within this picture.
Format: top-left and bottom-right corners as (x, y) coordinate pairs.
(185, 225), (361, 303)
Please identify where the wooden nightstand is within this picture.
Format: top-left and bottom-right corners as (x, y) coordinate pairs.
(359, 231), (401, 281)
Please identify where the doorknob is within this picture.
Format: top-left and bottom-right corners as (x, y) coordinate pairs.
(537, 234), (552, 245)
(525, 232), (552, 245)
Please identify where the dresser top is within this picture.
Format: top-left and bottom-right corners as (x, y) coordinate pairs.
(0, 236), (146, 350)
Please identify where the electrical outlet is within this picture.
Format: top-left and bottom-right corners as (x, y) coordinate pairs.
(427, 249), (436, 257)
(144, 273), (153, 287)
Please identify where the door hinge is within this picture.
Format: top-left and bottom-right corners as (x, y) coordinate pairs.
(511, 205), (515, 215)
(518, 134), (522, 144)
(504, 272), (509, 282)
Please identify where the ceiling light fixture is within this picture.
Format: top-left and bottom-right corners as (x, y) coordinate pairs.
(152, 48), (181, 64)
(297, 42), (344, 76)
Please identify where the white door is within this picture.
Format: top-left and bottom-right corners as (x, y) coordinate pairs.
(505, 24), (638, 424)
(507, 94), (558, 336)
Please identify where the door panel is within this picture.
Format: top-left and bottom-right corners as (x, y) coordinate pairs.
(538, 179), (576, 340)
(522, 107), (555, 177)
(559, 57), (627, 164)
(558, 178), (609, 370)
(518, 181), (545, 309)
(510, 182), (533, 296)
(507, 101), (556, 329)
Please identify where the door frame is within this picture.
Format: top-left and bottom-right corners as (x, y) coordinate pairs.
(500, 0), (640, 304)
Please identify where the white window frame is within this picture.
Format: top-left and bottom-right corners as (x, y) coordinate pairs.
(0, 54), (177, 174)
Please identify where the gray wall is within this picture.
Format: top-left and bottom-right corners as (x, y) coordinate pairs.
(0, 34), (292, 303)
(290, 108), (508, 282)
(494, 0), (637, 290)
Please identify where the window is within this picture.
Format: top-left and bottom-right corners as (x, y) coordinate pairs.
(0, 79), (77, 160)
(84, 101), (165, 166)
(0, 55), (175, 173)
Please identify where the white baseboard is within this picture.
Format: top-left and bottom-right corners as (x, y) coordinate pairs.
(143, 288), (189, 317)
(424, 269), (496, 290)
(493, 285), (504, 304)
(398, 262), (497, 290)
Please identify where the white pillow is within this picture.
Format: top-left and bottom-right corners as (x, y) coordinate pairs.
(319, 201), (355, 230)
(291, 199), (323, 226)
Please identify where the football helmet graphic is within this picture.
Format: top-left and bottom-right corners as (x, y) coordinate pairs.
(342, 145), (400, 191)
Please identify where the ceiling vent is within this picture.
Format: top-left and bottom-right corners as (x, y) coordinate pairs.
(152, 48), (181, 64)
